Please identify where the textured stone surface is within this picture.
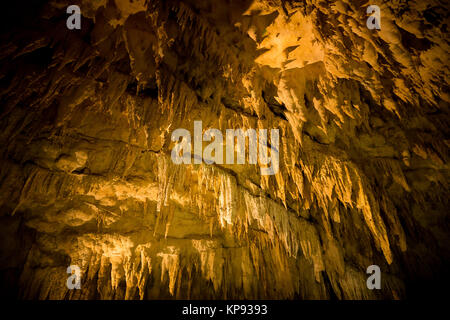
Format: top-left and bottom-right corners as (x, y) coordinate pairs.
(0, 0), (448, 299)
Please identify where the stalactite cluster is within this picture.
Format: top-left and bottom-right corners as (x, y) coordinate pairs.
(0, 0), (448, 299)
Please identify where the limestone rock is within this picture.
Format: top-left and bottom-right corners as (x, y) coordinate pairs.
(0, 0), (448, 299)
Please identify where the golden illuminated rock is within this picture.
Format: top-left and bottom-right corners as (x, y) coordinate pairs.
(0, 0), (448, 299)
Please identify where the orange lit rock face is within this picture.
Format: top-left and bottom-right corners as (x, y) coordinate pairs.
(0, 0), (448, 299)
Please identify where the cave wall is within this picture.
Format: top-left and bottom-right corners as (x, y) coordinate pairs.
(0, 0), (448, 299)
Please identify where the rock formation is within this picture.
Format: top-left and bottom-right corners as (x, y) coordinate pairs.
(0, 0), (448, 299)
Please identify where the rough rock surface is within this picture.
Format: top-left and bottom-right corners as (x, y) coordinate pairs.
(0, 0), (448, 299)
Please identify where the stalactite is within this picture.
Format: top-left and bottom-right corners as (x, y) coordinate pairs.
(0, 0), (448, 300)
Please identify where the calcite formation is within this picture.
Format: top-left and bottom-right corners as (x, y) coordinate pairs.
(0, 0), (448, 299)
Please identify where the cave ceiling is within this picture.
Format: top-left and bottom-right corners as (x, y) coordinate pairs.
(0, 0), (448, 300)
